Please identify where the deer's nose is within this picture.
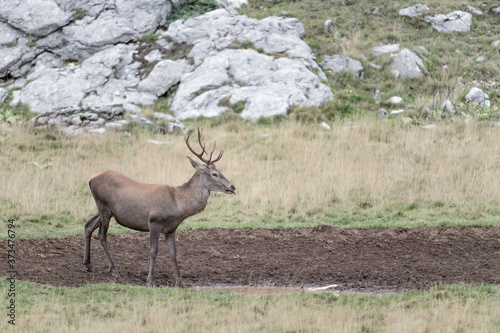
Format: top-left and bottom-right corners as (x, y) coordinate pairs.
(231, 185), (236, 191)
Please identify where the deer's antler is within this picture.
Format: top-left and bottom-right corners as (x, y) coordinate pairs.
(183, 128), (224, 165)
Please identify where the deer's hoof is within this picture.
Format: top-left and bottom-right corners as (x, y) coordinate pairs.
(110, 269), (121, 278)
(86, 265), (95, 273)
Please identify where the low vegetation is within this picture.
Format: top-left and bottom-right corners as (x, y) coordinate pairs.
(239, 0), (500, 121)
(2, 118), (500, 238)
(1, 280), (499, 332)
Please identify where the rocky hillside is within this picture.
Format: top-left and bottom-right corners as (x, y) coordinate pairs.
(0, 0), (499, 133)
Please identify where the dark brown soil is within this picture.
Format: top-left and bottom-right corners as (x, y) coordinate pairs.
(4, 226), (500, 291)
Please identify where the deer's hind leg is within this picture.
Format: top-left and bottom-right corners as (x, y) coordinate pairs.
(97, 208), (121, 278)
(84, 213), (101, 272)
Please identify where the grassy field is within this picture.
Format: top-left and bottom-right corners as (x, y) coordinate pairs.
(2, 118), (500, 238)
(3, 118), (500, 330)
(2, 0), (500, 331)
(1, 280), (499, 332)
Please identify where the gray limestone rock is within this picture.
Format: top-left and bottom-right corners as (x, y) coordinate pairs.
(324, 20), (336, 34)
(399, 4), (429, 17)
(467, 6), (483, 16)
(377, 108), (388, 118)
(138, 59), (192, 97)
(163, 9), (317, 72)
(372, 43), (400, 56)
(18, 44), (139, 113)
(374, 90), (381, 104)
(465, 87), (490, 108)
(2, 0), (73, 37)
(170, 48), (333, 121)
(0, 87), (8, 103)
(390, 49), (426, 79)
(2, 4), (333, 125)
(441, 99), (456, 114)
(319, 55), (363, 77)
(424, 11), (472, 33)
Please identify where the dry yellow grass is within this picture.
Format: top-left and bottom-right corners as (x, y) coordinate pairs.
(2, 282), (499, 333)
(2, 118), (500, 237)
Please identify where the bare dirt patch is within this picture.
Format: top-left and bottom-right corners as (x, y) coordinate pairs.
(4, 226), (500, 292)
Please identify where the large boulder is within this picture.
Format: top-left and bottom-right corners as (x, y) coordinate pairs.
(163, 9), (332, 120)
(1, 0), (73, 37)
(138, 59), (193, 97)
(390, 49), (426, 79)
(170, 48), (333, 121)
(3, 5), (333, 127)
(424, 11), (472, 33)
(42, 0), (172, 61)
(163, 9), (316, 69)
(14, 44), (146, 113)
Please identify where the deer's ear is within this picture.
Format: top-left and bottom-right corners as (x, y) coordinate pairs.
(187, 156), (204, 170)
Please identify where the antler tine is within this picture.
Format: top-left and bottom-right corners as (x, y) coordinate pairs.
(184, 128), (209, 164)
(184, 128), (224, 165)
(211, 149), (224, 164)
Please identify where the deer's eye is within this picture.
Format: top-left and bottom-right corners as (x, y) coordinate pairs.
(211, 172), (219, 178)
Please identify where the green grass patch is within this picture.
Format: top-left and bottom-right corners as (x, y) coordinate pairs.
(1, 280), (499, 332)
(165, 0), (219, 27)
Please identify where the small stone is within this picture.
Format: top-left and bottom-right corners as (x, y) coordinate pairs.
(441, 99), (456, 114)
(144, 49), (163, 63)
(0, 88), (8, 103)
(414, 46), (429, 54)
(390, 109), (405, 115)
(320, 121), (331, 130)
(147, 139), (172, 145)
(465, 87), (490, 107)
(368, 62), (381, 70)
(422, 124), (438, 130)
(319, 55), (363, 77)
(399, 4), (430, 17)
(377, 108), (388, 118)
(88, 128), (106, 134)
(324, 20), (336, 34)
(105, 121), (125, 128)
(390, 49), (425, 79)
(467, 5), (483, 16)
(374, 90), (381, 104)
(373, 43), (400, 56)
(386, 96), (402, 104)
(476, 56), (485, 63)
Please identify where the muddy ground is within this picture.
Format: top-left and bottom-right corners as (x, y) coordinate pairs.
(4, 226), (500, 292)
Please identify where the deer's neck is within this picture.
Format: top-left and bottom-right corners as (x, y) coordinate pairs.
(177, 172), (210, 218)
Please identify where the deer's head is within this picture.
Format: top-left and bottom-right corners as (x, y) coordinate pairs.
(184, 128), (236, 195)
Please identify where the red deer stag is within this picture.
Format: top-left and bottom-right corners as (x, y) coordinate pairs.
(83, 129), (236, 287)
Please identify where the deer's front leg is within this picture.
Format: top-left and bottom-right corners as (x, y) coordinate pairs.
(147, 221), (162, 288)
(165, 231), (183, 288)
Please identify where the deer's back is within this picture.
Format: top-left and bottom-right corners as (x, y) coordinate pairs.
(89, 171), (178, 230)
